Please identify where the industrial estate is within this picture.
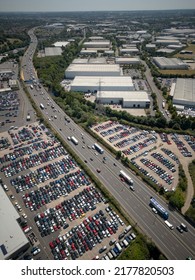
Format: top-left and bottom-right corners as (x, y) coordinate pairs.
(0, 9), (195, 261)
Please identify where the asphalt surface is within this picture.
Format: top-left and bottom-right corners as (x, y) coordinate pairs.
(19, 27), (195, 260)
(142, 60), (170, 121)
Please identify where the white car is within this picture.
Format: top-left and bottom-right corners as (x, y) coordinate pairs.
(152, 208), (158, 214)
(32, 248), (41, 256)
(22, 213), (27, 219)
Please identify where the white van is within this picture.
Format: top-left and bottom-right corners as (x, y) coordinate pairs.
(3, 184), (9, 191)
(107, 252), (113, 259)
(123, 239), (129, 247)
(164, 220), (174, 230)
(124, 225), (132, 234)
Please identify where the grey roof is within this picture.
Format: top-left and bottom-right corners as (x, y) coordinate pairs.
(71, 76), (133, 87)
(0, 187), (29, 260)
(173, 78), (195, 103)
(97, 91), (150, 101)
(45, 47), (62, 56)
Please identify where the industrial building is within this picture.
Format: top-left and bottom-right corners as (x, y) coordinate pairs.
(96, 91), (150, 108)
(0, 187), (29, 260)
(45, 47), (62, 56)
(65, 64), (122, 79)
(120, 48), (139, 55)
(172, 78), (195, 108)
(115, 57), (141, 65)
(53, 41), (69, 47)
(71, 76), (134, 92)
(72, 58), (107, 64)
(153, 57), (189, 70)
(155, 39), (181, 45)
(83, 41), (111, 49)
(80, 49), (97, 55)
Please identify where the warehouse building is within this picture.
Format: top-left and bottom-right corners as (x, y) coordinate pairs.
(96, 91), (150, 108)
(0, 187), (29, 260)
(80, 49), (97, 55)
(65, 64), (122, 79)
(172, 78), (195, 108)
(153, 57), (189, 70)
(72, 58), (107, 64)
(83, 41), (111, 49)
(53, 41), (69, 47)
(155, 39), (181, 45)
(115, 57), (141, 65)
(45, 47), (62, 56)
(71, 76), (134, 92)
(120, 48), (139, 55)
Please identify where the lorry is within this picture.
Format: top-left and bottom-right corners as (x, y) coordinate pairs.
(71, 136), (78, 145)
(150, 197), (169, 220)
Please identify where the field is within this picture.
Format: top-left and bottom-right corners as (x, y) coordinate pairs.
(174, 44), (195, 59)
(159, 69), (195, 76)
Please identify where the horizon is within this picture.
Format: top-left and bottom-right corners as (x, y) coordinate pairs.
(0, 0), (194, 13)
(0, 8), (194, 13)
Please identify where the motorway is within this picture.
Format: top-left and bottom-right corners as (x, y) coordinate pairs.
(20, 28), (195, 260)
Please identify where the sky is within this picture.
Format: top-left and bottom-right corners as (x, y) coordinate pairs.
(0, 0), (194, 12)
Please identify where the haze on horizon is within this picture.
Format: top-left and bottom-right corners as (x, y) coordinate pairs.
(0, 0), (194, 12)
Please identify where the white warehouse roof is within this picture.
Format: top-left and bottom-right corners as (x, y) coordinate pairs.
(97, 91), (150, 101)
(153, 57), (188, 69)
(83, 41), (110, 47)
(53, 41), (69, 47)
(71, 76), (134, 92)
(173, 78), (195, 107)
(0, 187), (29, 260)
(115, 57), (141, 64)
(65, 64), (121, 79)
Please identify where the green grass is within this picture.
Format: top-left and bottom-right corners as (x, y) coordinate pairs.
(186, 160), (195, 223)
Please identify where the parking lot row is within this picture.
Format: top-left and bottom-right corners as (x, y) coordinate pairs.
(48, 207), (130, 260)
(140, 158), (174, 185)
(171, 134), (192, 157)
(33, 186), (104, 238)
(109, 127), (140, 144)
(0, 138), (59, 163)
(94, 121), (118, 132)
(1, 145), (67, 177)
(22, 169), (91, 211)
(10, 155), (78, 192)
(122, 136), (157, 155)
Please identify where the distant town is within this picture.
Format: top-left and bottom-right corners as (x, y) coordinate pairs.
(0, 9), (195, 261)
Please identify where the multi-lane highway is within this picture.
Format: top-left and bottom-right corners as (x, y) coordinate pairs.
(20, 28), (195, 260)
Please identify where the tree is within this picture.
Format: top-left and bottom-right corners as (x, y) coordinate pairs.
(169, 189), (185, 210)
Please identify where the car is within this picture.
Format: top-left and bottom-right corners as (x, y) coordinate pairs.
(99, 246), (107, 254)
(22, 213), (27, 219)
(176, 225), (183, 233)
(32, 248), (41, 256)
(152, 208), (158, 214)
(96, 169), (101, 173)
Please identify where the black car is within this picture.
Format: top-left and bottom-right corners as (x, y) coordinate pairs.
(176, 225), (183, 233)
